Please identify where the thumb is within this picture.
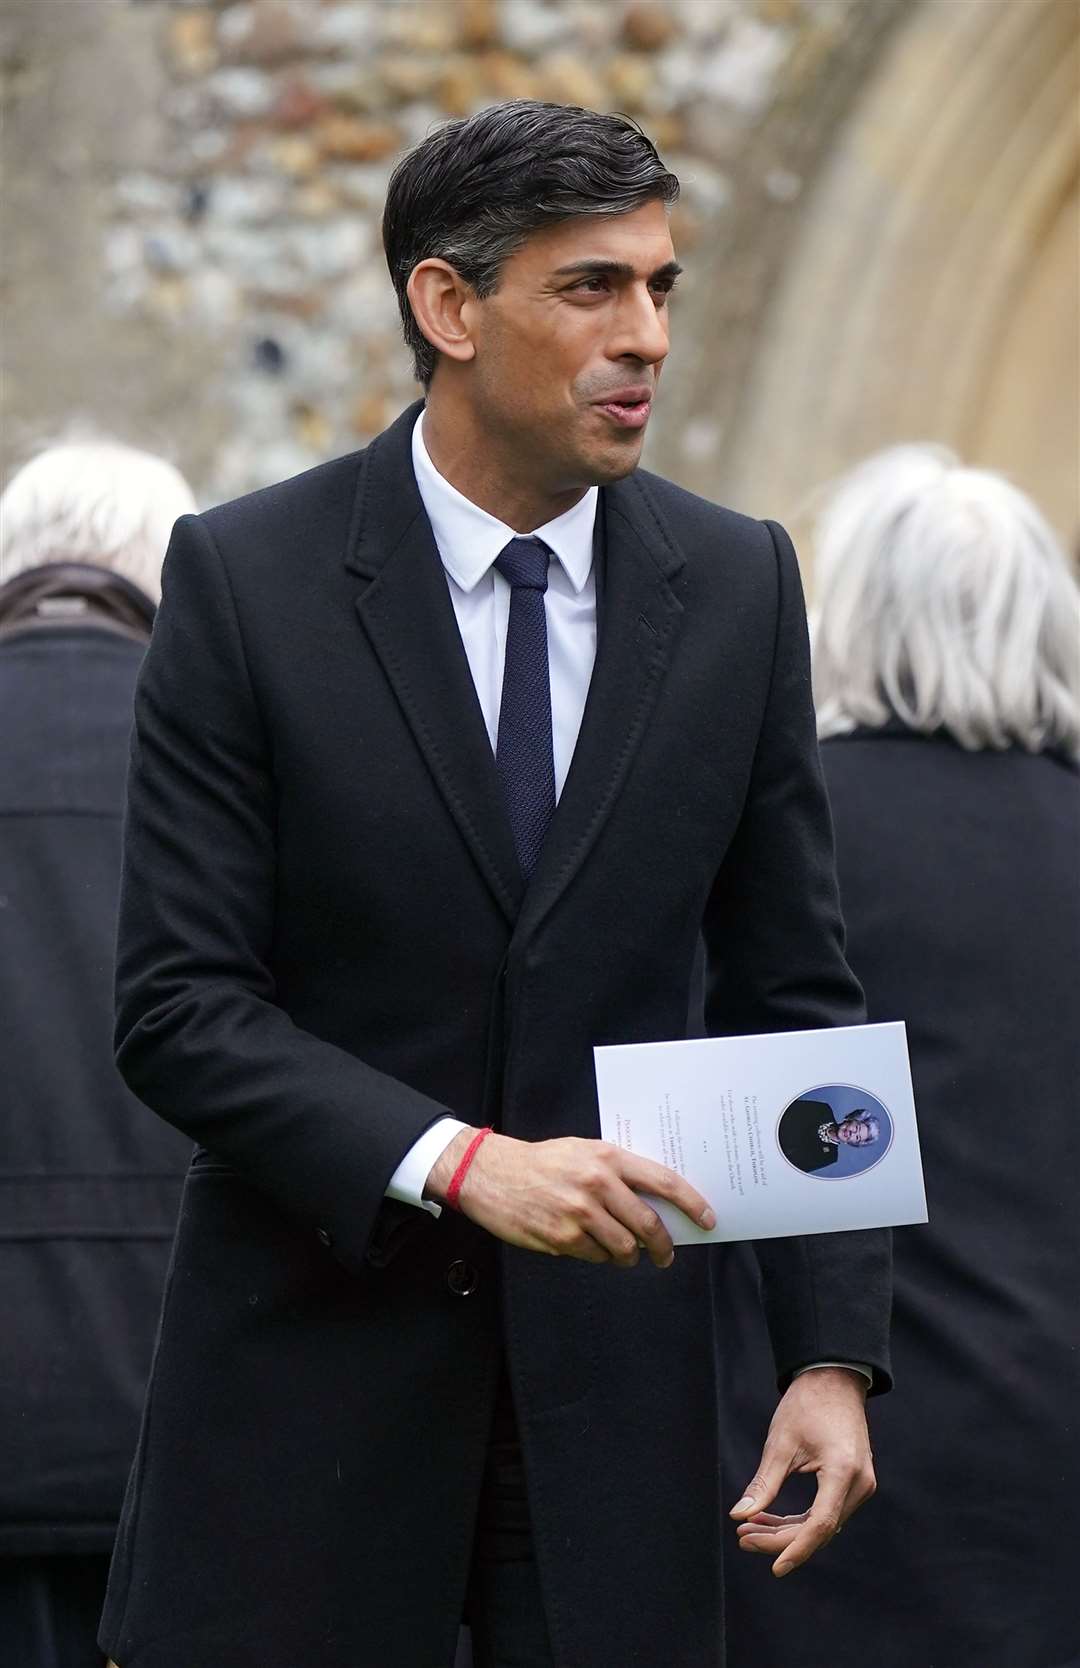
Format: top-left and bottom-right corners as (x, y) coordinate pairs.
(730, 1450), (791, 1519)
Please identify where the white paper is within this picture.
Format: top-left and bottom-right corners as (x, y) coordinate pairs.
(594, 1022), (926, 1245)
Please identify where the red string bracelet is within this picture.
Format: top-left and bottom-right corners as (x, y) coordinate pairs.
(445, 1127), (493, 1211)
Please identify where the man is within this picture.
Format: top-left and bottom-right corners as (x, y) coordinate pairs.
(778, 1102), (882, 1175)
(100, 103), (891, 1668)
(0, 442), (196, 1666)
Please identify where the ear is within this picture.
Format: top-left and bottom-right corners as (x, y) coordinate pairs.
(406, 259), (477, 370)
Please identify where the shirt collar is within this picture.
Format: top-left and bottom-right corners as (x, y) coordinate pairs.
(411, 411), (597, 596)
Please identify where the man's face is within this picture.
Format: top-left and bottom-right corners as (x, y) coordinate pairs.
(836, 1118), (875, 1147)
(460, 199), (679, 492)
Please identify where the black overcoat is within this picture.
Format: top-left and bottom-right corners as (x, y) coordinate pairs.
(0, 606), (189, 1556)
(718, 725), (1080, 1668)
(100, 402), (891, 1668)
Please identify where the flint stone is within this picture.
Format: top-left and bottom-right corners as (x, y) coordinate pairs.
(501, 0), (573, 54)
(168, 10), (219, 77)
(623, 3), (680, 52)
(115, 174), (184, 217)
(203, 175), (290, 223)
(698, 19), (790, 113)
(207, 66), (277, 120)
(143, 224), (201, 275)
(310, 2), (379, 54)
(217, 2), (304, 66)
(314, 114), (401, 162)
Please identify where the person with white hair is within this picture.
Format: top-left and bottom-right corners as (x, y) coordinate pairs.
(0, 439), (195, 602)
(719, 446), (1080, 1668)
(0, 442), (197, 1667)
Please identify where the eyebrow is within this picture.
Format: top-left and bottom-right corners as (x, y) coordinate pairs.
(550, 258), (684, 283)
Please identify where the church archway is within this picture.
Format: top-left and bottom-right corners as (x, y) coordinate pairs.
(721, 0), (1079, 552)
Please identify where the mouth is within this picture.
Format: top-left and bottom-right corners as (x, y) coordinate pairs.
(592, 392), (653, 431)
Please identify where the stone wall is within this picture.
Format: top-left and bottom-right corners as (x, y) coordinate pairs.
(2, 0), (904, 507)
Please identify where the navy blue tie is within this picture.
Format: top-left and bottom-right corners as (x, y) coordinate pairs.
(494, 536), (555, 879)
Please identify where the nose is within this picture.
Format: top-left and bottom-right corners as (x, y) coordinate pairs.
(608, 283), (670, 371)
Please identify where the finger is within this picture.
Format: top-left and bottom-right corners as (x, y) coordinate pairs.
(617, 1153), (716, 1232)
(579, 1205), (641, 1268)
(603, 1180), (675, 1268)
(771, 1471), (850, 1577)
(576, 1236), (613, 1265)
(541, 1222), (611, 1265)
(737, 1523), (804, 1555)
(730, 1453), (790, 1519)
(735, 1510), (809, 1533)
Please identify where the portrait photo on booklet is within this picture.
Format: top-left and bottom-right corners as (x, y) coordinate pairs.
(776, 1086), (894, 1179)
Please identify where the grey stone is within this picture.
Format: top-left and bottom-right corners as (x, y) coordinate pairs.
(561, 0), (622, 48)
(306, 61), (378, 103)
(114, 173), (184, 217)
(202, 223), (296, 292)
(103, 224), (146, 279)
(330, 161), (397, 209)
(285, 218), (372, 282)
(188, 269), (243, 331)
(203, 175), (291, 224)
(698, 20), (790, 115)
(309, 2), (377, 54)
(189, 128), (232, 166)
(328, 270), (401, 335)
(501, 0), (573, 54)
(397, 102), (449, 148)
(164, 82), (214, 127)
(216, 5), (258, 51)
(240, 314), (353, 397)
(206, 65), (277, 120)
(142, 223), (201, 275)
(657, 44), (705, 108)
(668, 0), (736, 40)
(668, 157), (733, 217)
(765, 167), (803, 203)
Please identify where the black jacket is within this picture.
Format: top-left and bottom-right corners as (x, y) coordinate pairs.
(100, 402), (891, 1668)
(719, 725), (1080, 1668)
(0, 573), (189, 1556)
(776, 1099), (839, 1174)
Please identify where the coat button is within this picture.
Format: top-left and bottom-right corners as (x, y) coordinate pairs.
(316, 1227), (333, 1249)
(446, 1259), (479, 1297)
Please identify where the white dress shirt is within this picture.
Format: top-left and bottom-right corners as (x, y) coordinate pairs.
(385, 413), (598, 1215)
(381, 415), (871, 1388)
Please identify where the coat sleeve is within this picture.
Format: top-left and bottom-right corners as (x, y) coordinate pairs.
(114, 512), (453, 1275)
(701, 519), (893, 1392)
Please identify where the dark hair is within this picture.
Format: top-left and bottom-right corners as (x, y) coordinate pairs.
(382, 99), (680, 386)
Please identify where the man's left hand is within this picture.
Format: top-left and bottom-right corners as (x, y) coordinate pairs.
(729, 1366), (876, 1577)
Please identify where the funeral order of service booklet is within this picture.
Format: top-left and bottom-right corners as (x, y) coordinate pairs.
(594, 1021), (927, 1244)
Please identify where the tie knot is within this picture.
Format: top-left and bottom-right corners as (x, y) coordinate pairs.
(495, 536), (550, 593)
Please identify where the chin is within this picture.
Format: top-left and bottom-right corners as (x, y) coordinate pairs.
(579, 439), (646, 486)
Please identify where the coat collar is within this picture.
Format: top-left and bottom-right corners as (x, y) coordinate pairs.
(410, 411), (597, 596)
(347, 402), (686, 932)
(0, 561), (155, 645)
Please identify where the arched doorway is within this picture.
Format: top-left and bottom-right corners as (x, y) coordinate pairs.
(722, 0), (1079, 553)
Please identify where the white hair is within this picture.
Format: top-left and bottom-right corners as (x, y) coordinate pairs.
(810, 445), (1080, 757)
(0, 441), (198, 604)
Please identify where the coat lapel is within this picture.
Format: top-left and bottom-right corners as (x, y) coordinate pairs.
(514, 470), (685, 943)
(346, 402), (525, 925)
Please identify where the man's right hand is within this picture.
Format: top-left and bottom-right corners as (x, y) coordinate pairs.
(425, 1129), (716, 1268)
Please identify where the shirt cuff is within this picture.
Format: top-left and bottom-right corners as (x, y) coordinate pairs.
(385, 1118), (471, 1219)
(793, 1361), (874, 1388)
